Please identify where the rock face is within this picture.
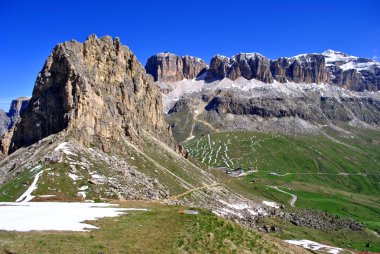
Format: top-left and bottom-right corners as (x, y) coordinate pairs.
(204, 93), (380, 125)
(323, 50), (380, 91)
(206, 53), (328, 84)
(182, 55), (208, 79)
(166, 82), (380, 140)
(145, 52), (207, 82)
(227, 53), (273, 83)
(206, 55), (229, 80)
(3, 35), (174, 154)
(270, 54), (329, 84)
(151, 50), (379, 92)
(150, 50), (379, 93)
(0, 97), (29, 137)
(7, 97), (29, 129)
(0, 110), (9, 138)
(207, 53), (273, 82)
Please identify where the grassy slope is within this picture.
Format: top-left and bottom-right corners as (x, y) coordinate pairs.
(184, 129), (380, 251)
(0, 165), (41, 202)
(1, 128), (379, 252)
(0, 202), (306, 254)
(0, 131), (218, 202)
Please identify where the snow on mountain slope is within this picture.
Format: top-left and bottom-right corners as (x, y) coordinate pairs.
(323, 49), (380, 71)
(160, 77), (380, 113)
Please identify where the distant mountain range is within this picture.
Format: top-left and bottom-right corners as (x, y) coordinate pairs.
(145, 49), (380, 92)
(143, 51), (380, 142)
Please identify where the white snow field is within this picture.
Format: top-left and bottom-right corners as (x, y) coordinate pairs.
(285, 239), (343, 254)
(0, 202), (148, 231)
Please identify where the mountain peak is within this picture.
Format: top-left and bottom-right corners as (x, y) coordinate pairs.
(155, 52), (177, 58)
(322, 49), (345, 55)
(322, 49), (357, 62)
(232, 52), (267, 59)
(2, 35), (174, 154)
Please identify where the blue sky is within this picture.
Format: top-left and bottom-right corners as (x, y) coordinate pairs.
(0, 0), (379, 110)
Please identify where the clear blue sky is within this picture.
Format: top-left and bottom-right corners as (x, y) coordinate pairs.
(1, 0), (379, 110)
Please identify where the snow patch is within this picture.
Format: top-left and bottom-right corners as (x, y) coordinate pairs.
(68, 173), (81, 181)
(227, 203), (251, 210)
(54, 142), (77, 156)
(91, 174), (106, 180)
(213, 199), (267, 219)
(285, 239), (343, 254)
(30, 165), (42, 172)
(78, 191), (87, 199)
(37, 195), (56, 198)
(0, 202), (148, 232)
(16, 169), (44, 202)
(79, 186), (89, 191)
(262, 200), (280, 208)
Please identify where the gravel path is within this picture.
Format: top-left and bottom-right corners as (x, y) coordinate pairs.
(269, 186), (298, 207)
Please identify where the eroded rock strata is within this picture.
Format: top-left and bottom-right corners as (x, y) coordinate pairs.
(145, 52), (207, 82)
(3, 35), (175, 154)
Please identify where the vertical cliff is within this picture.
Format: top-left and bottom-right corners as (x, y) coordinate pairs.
(271, 54), (330, 84)
(0, 97), (29, 137)
(7, 97), (30, 129)
(3, 35), (174, 154)
(206, 53), (329, 84)
(145, 53), (207, 82)
(0, 110), (9, 137)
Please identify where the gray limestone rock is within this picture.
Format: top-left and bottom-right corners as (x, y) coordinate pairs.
(0, 97), (29, 138)
(145, 52), (207, 82)
(2, 35), (175, 155)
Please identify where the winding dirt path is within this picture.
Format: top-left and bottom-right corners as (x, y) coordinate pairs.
(263, 170), (380, 177)
(184, 95), (220, 142)
(269, 186), (298, 207)
(168, 182), (221, 200)
(168, 177), (239, 200)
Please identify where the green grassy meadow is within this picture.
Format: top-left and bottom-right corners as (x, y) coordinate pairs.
(184, 129), (380, 251)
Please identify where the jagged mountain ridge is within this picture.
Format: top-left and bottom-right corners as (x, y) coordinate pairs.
(144, 50), (380, 141)
(146, 50), (380, 92)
